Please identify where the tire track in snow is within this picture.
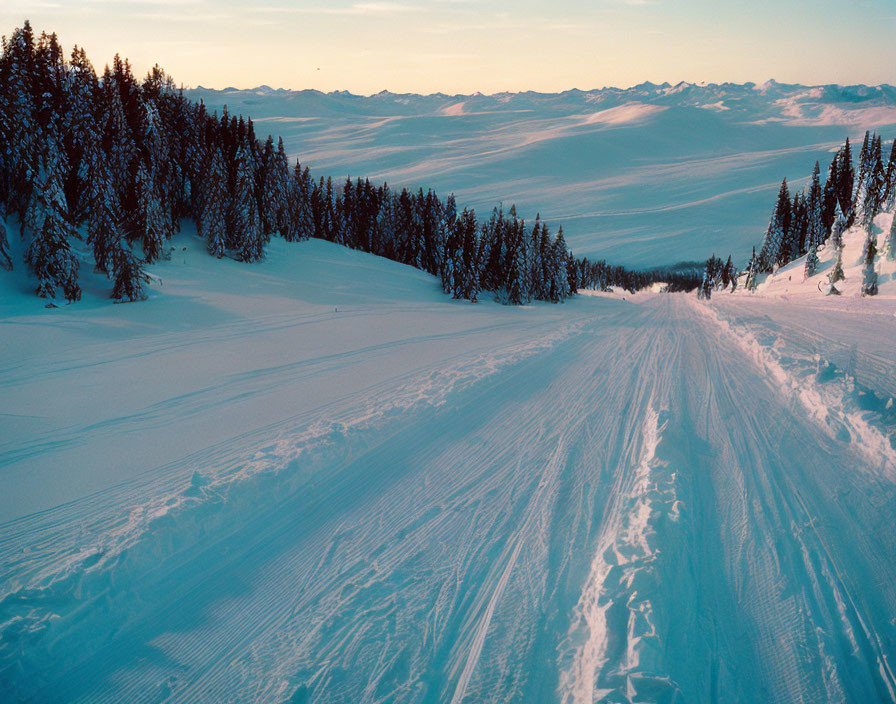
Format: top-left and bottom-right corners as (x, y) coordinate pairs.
(0, 317), (590, 702)
(691, 298), (896, 477)
(4, 294), (896, 702)
(450, 430), (571, 704)
(684, 295), (896, 703)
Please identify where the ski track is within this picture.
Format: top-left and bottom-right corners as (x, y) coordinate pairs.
(2, 296), (896, 702)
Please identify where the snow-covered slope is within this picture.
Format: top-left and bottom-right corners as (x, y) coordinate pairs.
(2, 231), (894, 702)
(186, 82), (896, 268)
(734, 212), (896, 299)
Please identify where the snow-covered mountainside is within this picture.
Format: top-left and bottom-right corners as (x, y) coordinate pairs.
(739, 213), (896, 299)
(187, 82), (896, 267)
(1, 229), (894, 702)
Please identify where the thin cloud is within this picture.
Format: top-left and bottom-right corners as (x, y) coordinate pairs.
(257, 2), (421, 16)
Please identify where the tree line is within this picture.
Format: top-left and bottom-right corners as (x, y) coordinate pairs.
(0, 21), (695, 306)
(699, 130), (896, 298)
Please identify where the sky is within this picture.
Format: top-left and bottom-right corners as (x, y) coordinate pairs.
(2, 0), (895, 95)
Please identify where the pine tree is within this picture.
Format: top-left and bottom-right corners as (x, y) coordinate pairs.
(858, 133), (884, 229)
(200, 147), (227, 257)
(63, 44), (100, 224)
(829, 201), (848, 249)
(0, 22), (41, 227)
(861, 231), (878, 296)
(806, 162), (824, 249)
(759, 179), (790, 270)
(109, 242), (148, 301)
(25, 142), (81, 302)
(788, 192), (807, 260)
(854, 130), (872, 210)
(229, 143), (264, 262)
(744, 247), (759, 292)
(826, 248), (845, 295)
(803, 244), (818, 279)
(288, 163), (314, 242)
(86, 155), (127, 275)
(721, 255), (737, 289)
(886, 215), (896, 262)
(884, 140), (896, 212)
(0, 211), (12, 271)
(837, 138), (855, 223)
(551, 227), (570, 302)
(129, 160), (167, 262)
(698, 267), (713, 300)
(459, 208), (480, 302)
(440, 213), (462, 297)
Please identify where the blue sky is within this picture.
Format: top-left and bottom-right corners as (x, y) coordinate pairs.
(2, 0), (895, 94)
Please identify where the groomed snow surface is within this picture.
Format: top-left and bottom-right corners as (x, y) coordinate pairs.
(2, 227), (895, 702)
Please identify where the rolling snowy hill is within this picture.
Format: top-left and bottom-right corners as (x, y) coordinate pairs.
(187, 82), (896, 268)
(1, 229), (894, 702)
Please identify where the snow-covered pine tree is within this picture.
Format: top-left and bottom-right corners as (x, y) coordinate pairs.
(885, 140), (896, 212)
(375, 185), (398, 259)
(859, 134), (884, 229)
(837, 138), (855, 224)
(258, 135), (277, 237)
(440, 211), (462, 297)
(697, 263), (713, 300)
(459, 208), (480, 302)
(439, 193), (457, 273)
(0, 210), (12, 270)
(272, 137), (291, 238)
(200, 147), (227, 257)
(721, 255), (737, 290)
(289, 163), (314, 242)
(804, 244), (819, 278)
(230, 143), (264, 262)
(788, 191), (807, 260)
(886, 215), (896, 262)
(807, 162), (824, 249)
(728, 258), (739, 292)
(861, 231), (878, 297)
(504, 225), (529, 305)
(699, 255), (725, 299)
(854, 130), (872, 211)
(25, 140), (81, 301)
(528, 217), (544, 300)
(111, 242), (149, 301)
(332, 189), (347, 247)
(744, 247), (759, 292)
(822, 153), (840, 231)
(551, 227), (570, 302)
(829, 201), (848, 249)
(827, 247), (845, 295)
(64, 44), (100, 225)
(759, 179), (790, 270)
(0, 22), (41, 228)
(86, 152), (127, 274)
(99, 65), (137, 204)
(130, 161), (167, 262)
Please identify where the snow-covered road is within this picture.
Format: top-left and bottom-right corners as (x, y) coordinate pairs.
(1, 243), (895, 702)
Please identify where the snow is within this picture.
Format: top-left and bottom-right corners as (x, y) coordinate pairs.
(2, 220), (896, 701)
(732, 213), (896, 299)
(188, 82), (896, 267)
(579, 102), (667, 125)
